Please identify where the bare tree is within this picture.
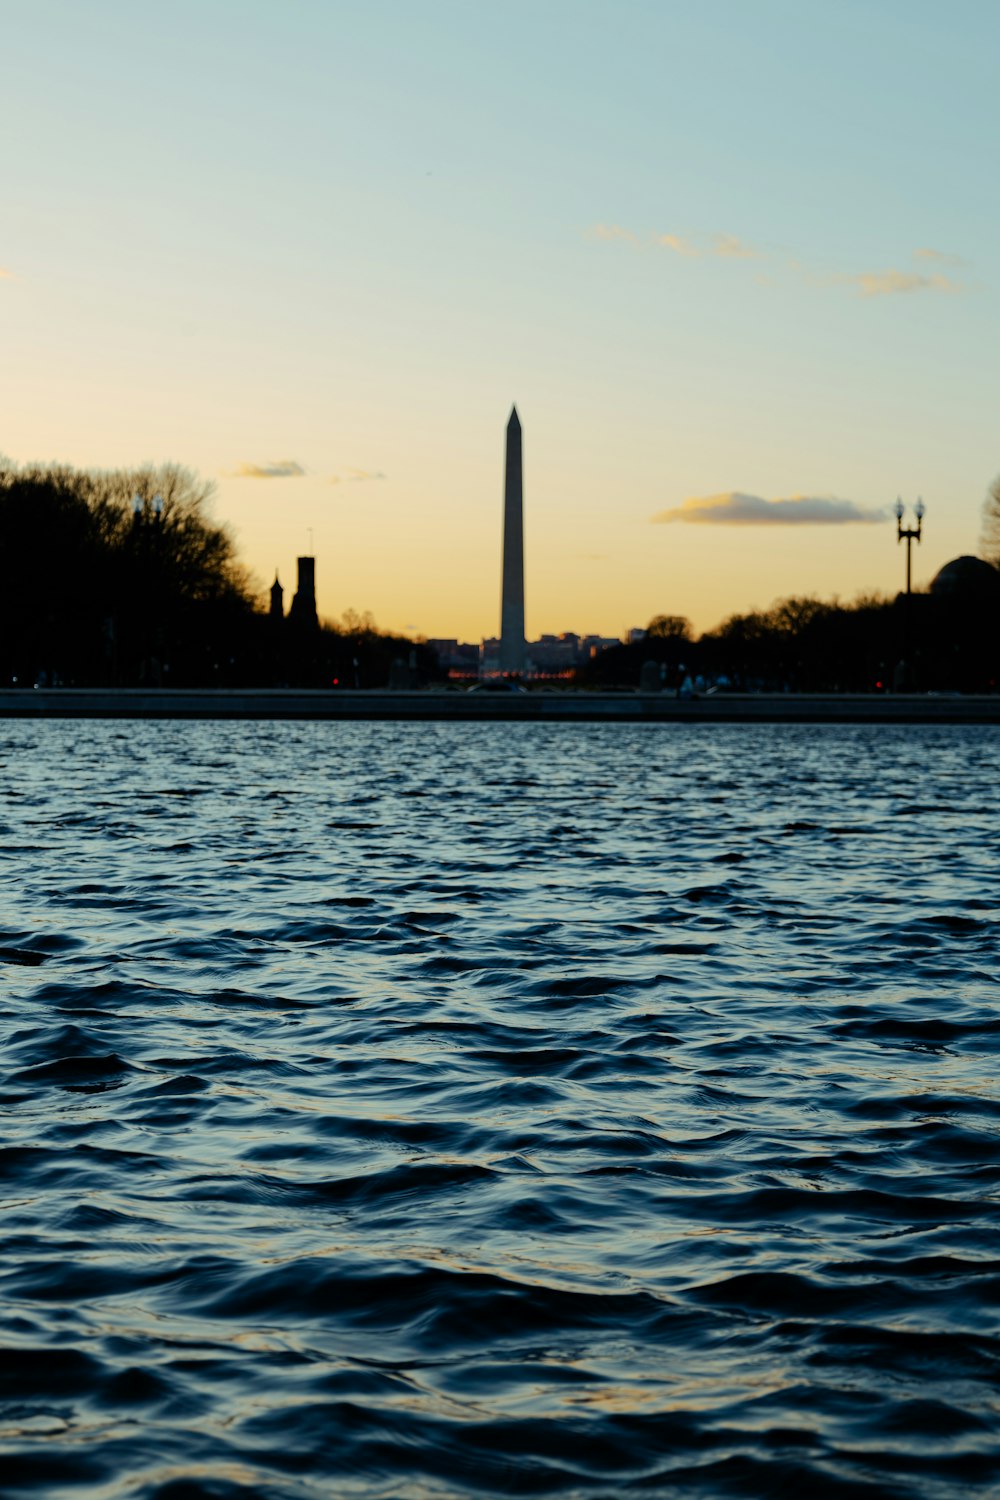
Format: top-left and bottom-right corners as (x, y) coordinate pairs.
(645, 614), (692, 641)
(0, 459), (256, 685)
(981, 475), (1000, 564)
(87, 463), (252, 603)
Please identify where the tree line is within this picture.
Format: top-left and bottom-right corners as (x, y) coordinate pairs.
(580, 584), (1000, 694)
(0, 460), (435, 688)
(4, 456), (999, 692)
(580, 482), (1000, 694)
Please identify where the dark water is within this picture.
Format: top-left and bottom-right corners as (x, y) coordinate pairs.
(1, 720), (998, 1499)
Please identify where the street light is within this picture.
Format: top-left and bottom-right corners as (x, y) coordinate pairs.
(893, 497), (925, 692)
(133, 492), (164, 521)
(130, 493), (166, 684)
(895, 496), (925, 597)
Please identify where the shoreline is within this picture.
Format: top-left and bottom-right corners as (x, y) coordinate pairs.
(2, 688), (999, 723)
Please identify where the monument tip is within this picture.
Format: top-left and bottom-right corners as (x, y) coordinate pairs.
(508, 404), (520, 426)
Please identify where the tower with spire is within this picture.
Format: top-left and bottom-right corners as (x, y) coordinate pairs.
(288, 556), (318, 631)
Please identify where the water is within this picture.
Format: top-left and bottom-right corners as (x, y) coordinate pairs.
(1, 720), (998, 1499)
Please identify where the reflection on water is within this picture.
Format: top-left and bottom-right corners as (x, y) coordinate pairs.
(0, 720), (998, 1497)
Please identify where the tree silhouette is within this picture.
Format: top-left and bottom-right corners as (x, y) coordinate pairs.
(981, 475), (1000, 564)
(0, 460), (253, 686)
(645, 615), (692, 641)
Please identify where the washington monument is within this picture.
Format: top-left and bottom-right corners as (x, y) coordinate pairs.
(499, 405), (526, 673)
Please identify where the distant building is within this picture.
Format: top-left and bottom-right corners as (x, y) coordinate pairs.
(269, 574), (284, 620)
(930, 556), (1000, 600)
(480, 637), (502, 676)
(480, 631), (622, 678)
(573, 634), (623, 663)
(427, 639), (480, 677)
(529, 634), (584, 674)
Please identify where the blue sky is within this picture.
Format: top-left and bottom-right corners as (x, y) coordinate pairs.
(3, 0), (997, 637)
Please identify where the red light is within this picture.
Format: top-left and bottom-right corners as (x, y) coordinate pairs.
(332, 678), (339, 686)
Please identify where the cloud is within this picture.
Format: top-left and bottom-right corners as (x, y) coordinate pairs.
(656, 232), (700, 257)
(914, 247), (965, 266)
(586, 223), (638, 244)
(233, 460), (305, 478)
(712, 234), (757, 259)
(0, 267), (12, 280)
(589, 225), (759, 260)
(328, 468), (386, 484)
(653, 492), (887, 526)
(798, 261), (964, 298)
(589, 224), (962, 295)
(848, 269), (959, 298)
(655, 232), (758, 259)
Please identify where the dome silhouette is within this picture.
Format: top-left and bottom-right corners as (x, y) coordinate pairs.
(929, 555), (1000, 599)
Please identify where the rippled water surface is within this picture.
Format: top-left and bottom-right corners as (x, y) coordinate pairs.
(1, 719), (998, 1499)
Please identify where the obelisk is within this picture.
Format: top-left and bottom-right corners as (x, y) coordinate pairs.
(499, 405), (526, 673)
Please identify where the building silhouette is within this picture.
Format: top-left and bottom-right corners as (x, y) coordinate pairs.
(930, 555), (1000, 600)
(269, 574), (284, 619)
(288, 556), (318, 631)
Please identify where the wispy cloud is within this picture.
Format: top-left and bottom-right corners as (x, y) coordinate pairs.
(655, 232), (758, 259)
(586, 223), (638, 244)
(848, 269), (960, 298)
(233, 460), (305, 478)
(328, 468), (387, 485)
(589, 226), (758, 259)
(712, 234), (757, 259)
(914, 247), (965, 266)
(656, 232), (700, 257)
(653, 492), (887, 526)
(588, 223), (969, 298)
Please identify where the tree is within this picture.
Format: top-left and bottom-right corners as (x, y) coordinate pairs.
(645, 614), (692, 640)
(0, 459), (255, 685)
(981, 475), (1000, 564)
(86, 463), (251, 605)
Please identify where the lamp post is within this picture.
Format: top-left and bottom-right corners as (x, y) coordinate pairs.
(131, 493), (164, 683)
(893, 497), (925, 690)
(895, 495), (925, 598)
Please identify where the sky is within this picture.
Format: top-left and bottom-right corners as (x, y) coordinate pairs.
(3, 0), (998, 640)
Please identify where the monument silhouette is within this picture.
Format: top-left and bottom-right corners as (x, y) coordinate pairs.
(499, 406), (526, 673)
